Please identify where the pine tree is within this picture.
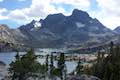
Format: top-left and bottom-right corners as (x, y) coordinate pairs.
(64, 64), (67, 80)
(57, 53), (65, 80)
(76, 59), (83, 76)
(45, 54), (49, 72)
(15, 51), (20, 61)
(10, 51), (21, 80)
(50, 53), (54, 79)
(9, 49), (44, 80)
(110, 41), (114, 55)
(92, 42), (120, 80)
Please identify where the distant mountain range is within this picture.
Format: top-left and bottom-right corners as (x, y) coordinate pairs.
(114, 26), (120, 34)
(0, 9), (120, 49)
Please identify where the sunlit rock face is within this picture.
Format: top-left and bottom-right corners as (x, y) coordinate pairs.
(0, 25), (15, 43)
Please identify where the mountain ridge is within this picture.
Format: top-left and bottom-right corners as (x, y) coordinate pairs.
(0, 9), (119, 48)
(114, 26), (120, 34)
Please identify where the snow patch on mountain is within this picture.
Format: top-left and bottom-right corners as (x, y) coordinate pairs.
(31, 21), (42, 31)
(89, 20), (94, 23)
(34, 21), (41, 28)
(76, 22), (85, 28)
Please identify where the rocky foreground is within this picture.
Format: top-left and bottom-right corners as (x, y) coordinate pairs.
(0, 61), (7, 80)
(67, 74), (100, 80)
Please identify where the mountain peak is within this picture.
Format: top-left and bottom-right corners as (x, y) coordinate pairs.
(31, 20), (36, 24)
(72, 9), (89, 17)
(69, 9), (91, 23)
(45, 13), (65, 20)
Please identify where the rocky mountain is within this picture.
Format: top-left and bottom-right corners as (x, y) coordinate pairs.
(0, 24), (15, 43)
(114, 26), (120, 34)
(0, 24), (29, 52)
(18, 9), (116, 48)
(0, 9), (118, 48)
(0, 24), (27, 44)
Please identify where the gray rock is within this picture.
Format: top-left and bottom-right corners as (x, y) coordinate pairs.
(67, 74), (100, 80)
(0, 61), (7, 80)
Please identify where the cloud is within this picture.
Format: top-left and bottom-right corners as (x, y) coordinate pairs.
(8, 9), (27, 20)
(52, 0), (90, 10)
(18, 0), (26, 1)
(1, 0), (120, 29)
(0, 8), (8, 20)
(0, 0), (3, 2)
(97, 0), (120, 14)
(6, 0), (90, 24)
(89, 0), (120, 29)
(7, 0), (58, 23)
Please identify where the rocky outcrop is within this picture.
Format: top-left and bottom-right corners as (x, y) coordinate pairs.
(0, 61), (7, 80)
(67, 74), (101, 80)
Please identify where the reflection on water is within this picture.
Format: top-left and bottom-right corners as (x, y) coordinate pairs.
(0, 52), (26, 66)
(0, 52), (16, 66)
(0, 49), (78, 73)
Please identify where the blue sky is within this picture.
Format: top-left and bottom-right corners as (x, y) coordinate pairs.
(0, 0), (32, 28)
(0, 0), (120, 29)
(0, 0), (31, 10)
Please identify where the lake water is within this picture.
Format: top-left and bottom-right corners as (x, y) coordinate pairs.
(0, 49), (78, 73)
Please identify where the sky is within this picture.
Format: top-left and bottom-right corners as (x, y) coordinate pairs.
(0, 0), (120, 30)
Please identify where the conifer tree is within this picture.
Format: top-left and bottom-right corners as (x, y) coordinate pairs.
(110, 41), (114, 55)
(76, 59), (83, 76)
(50, 53), (54, 79)
(57, 53), (65, 80)
(9, 49), (44, 80)
(45, 54), (49, 72)
(92, 42), (120, 80)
